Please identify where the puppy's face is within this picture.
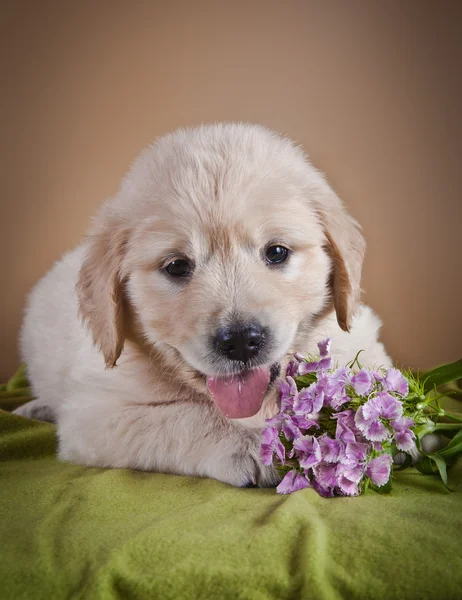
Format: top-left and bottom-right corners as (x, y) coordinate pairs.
(125, 180), (329, 378)
(78, 124), (365, 417)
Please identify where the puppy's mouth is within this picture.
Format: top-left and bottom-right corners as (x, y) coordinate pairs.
(206, 362), (280, 419)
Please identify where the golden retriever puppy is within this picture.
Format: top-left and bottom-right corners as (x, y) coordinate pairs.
(14, 123), (390, 487)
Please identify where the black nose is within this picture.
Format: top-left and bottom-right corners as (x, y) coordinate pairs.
(215, 324), (265, 363)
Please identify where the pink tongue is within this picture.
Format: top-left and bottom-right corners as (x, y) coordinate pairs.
(207, 367), (271, 419)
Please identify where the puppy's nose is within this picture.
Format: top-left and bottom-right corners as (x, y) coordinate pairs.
(215, 324), (265, 363)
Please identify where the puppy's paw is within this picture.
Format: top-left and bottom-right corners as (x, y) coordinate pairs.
(222, 429), (281, 488)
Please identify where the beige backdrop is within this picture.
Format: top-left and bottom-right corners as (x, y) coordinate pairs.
(1, 0), (462, 379)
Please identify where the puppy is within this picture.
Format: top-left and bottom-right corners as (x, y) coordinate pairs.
(14, 123), (390, 487)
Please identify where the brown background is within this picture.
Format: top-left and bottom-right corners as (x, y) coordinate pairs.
(1, 0), (462, 379)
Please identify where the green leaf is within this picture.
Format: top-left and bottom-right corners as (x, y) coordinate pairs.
(428, 454), (452, 490)
(432, 422), (462, 433)
(437, 429), (462, 460)
(422, 359), (462, 393)
(416, 454), (453, 491)
(415, 456), (437, 475)
(294, 374), (317, 389)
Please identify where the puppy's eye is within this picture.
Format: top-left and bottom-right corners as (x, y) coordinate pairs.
(165, 259), (192, 278)
(265, 245), (289, 265)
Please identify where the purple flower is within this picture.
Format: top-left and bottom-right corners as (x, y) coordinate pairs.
(390, 416), (414, 431)
(293, 435), (322, 469)
(325, 367), (350, 409)
(332, 409), (357, 432)
(279, 376), (298, 411)
(383, 368), (409, 396)
(292, 338), (332, 378)
(260, 427), (285, 466)
(390, 416), (416, 451)
(337, 463), (365, 485)
(350, 369), (374, 396)
(276, 470), (311, 494)
(269, 340), (412, 498)
(344, 441), (369, 464)
(394, 431), (416, 452)
(281, 418), (301, 441)
(366, 454), (392, 487)
(336, 440), (370, 484)
(372, 371), (384, 383)
(362, 392), (403, 421)
(313, 463), (337, 496)
(356, 392), (403, 442)
(298, 361), (318, 375)
(337, 474), (359, 496)
(291, 414), (319, 430)
(318, 434), (343, 463)
(293, 382), (324, 415)
(335, 420), (357, 445)
(317, 338), (331, 358)
(355, 407), (390, 442)
(285, 360), (299, 377)
(265, 413), (284, 428)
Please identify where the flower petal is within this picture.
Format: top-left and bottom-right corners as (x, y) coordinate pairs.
(390, 416), (414, 432)
(294, 435), (322, 468)
(298, 361), (319, 375)
(366, 454), (392, 487)
(363, 419), (390, 442)
(384, 368), (409, 396)
(338, 462), (365, 484)
(276, 470), (310, 494)
(265, 413), (284, 428)
(333, 409), (357, 431)
(318, 357), (333, 371)
(291, 414), (319, 430)
(335, 422), (357, 445)
(260, 444), (274, 466)
(362, 396), (382, 420)
(282, 419), (301, 441)
(337, 475), (359, 496)
(350, 369), (374, 396)
(314, 462), (338, 489)
(354, 406), (370, 433)
(317, 338), (331, 358)
(376, 392), (404, 420)
(285, 361), (299, 377)
(318, 434), (343, 463)
(395, 430), (416, 452)
(344, 441), (369, 464)
(261, 426), (278, 446)
(274, 438), (286, 464)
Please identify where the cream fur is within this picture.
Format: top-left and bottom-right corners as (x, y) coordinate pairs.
(15, 123), (391, 487)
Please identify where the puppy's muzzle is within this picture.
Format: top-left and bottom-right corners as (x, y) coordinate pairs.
(215, 323), (266, 363)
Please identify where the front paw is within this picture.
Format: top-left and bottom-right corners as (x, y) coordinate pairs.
(225, 429), (281, 488)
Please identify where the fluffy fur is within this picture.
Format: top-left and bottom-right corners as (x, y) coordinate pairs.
(15, 123), (390, 487)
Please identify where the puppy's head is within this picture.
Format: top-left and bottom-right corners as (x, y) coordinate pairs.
(77, 124), (365, 417)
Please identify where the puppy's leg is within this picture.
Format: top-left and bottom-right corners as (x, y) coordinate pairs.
(57, 394), (278, 488)
(13, 399), (56, 423)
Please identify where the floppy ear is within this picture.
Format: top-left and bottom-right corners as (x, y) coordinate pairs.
(76, 225), (129, 368)
(312, 191), (366, 332)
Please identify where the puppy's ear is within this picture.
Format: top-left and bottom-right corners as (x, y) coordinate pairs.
(313, 191), (366, 332)
(76, 225), (128, 368)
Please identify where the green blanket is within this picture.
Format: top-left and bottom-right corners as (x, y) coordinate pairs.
(1, 371), (461, 600)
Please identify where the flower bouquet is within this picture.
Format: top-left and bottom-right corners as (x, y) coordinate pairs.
(260, 339), (462, 496)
